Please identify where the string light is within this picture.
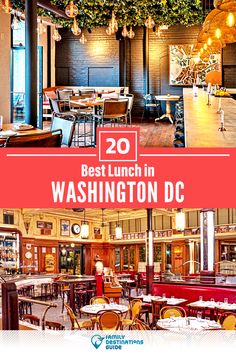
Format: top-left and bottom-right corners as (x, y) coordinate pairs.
(127, 26), (135, 39)
(2, 0), (12, 14)
(215, 28), (221, 39)
(71, 17), (81, 36)
(226, 11), (235, 27)
(52, 26), (61, 42)
(155, 26), (161, 37)
(145, 16), (155, 29)
(65, 0), (78, 18)
(207, 37), (212, 46)
(79, 33), (87, 44)
(121, 25), (128, 37)
(38, 17), (46, 36)
(203, 43), (208, 50)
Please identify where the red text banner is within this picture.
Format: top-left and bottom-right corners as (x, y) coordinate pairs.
(0, 127), (234, 208)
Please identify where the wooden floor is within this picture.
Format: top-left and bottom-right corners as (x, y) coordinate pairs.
(43, 118), (175, 148)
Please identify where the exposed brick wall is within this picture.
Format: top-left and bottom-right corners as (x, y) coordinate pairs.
(56, 25), (236, 116)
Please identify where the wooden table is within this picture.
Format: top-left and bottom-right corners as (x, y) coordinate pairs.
(137, 295), (187, 306)
(187, 300), (236, 320)
(183, 88), (236, 147)
(155, 95), (180, 124)
(1, 124), (43, 136)
(69, 98), (104, 115)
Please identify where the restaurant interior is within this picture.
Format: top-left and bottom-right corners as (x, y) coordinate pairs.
(1, 0), (236, 147)
(0, 207), (236, 330)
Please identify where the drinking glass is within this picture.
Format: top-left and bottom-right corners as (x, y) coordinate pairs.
(171, 295), (175, 299)
(210, 298), (214, 302)
(224, 298), (228, 304)
(197, 312), (202, 321)
(199, 296), (203, 302)
(162, 293), (166, 299)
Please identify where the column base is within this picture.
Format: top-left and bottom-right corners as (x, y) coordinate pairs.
(200, 270), (215, 284)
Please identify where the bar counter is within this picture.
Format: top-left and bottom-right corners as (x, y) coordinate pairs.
(183, 88), (236, 147)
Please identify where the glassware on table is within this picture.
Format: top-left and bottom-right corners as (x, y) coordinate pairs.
(162, 293), (166, 299)
(199, 296), (203, 302)
(197, 312), (202, 321)
(171, 295), (175, 299)
(224, 298), (228, 304)
(210, 298), (215, 302)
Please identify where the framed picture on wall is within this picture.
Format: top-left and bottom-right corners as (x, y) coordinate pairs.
(60, 219), (70, 236)
(169, 45), (222, 86)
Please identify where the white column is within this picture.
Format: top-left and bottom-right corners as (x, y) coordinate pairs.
(200, 209), (215, 272)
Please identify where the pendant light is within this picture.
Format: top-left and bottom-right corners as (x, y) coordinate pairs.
(80, 33), (87, 44)
(115, 211), (122, 240)
(127, 26), (135, 39)
(226, 12), (235, 28)
(65, 0), (78, 18)
(71, 17), (81, 36)
(81, 210), (89, 239)
(175, 209), (185, 232)
(145, 16), (155, 29)
(52, 25), (62, 42)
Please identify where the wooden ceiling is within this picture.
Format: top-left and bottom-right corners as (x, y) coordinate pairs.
(22, 208), (200, 223)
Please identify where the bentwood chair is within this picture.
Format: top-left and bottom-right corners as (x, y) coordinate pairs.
(45, 321), (65, 330)
(151, 299), (167, 328)
(160, 306), (186, 319)
(22, 314), (40, 326)
(4, 130), (63, 147)
(51, 114), (76, 147)
(218, 312), (236, 330)
(99, 99), (129, 126)
(97, 310), (121, 330)
(121, 299), (142, 328)
(90, 296), (110, 305)
(64, 303), (94, 330)
(130, 319), (151, 330)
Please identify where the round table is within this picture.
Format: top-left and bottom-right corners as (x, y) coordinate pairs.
(155, 95), (180, 124)
(80, 303), (128, 315)
(156, 317), (222, 331)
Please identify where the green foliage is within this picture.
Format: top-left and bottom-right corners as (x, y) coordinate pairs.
(12, 0), (204, 28)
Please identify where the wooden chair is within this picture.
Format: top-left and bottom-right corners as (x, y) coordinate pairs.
(160, 306), (186, 319)
(90, 296), (110, 305)
(4, 129), (62, 147)
(64, 303), (93, 330)
(100, 99), (129, 126)
(187, 304), (208, 319)
(130, 318), (151, 330)
(22, 314), (40, 326)
(45, 321), (65, 330)
(97, 310), (121, 330)
(122, 299), (142, 328)
(51, 114), (76, 147)
(151, 299), (167, 328)
(129, 296), (150, 324)
(218, 312), (236, 330)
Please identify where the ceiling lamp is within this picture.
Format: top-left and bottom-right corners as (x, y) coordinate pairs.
(127, 26), (135, 39)
(38, 17), (46, 36)
(71, 17), (81, 36)
(226, 12), (235, 27)
(115, 211), (122, 240)
(207, 37), (212, 46)
(145, 16), (155, 29)
(65, 0), (78, 18)
(121, 25), (128, 37)
(175, 209), (185, 232)
(11, 14), (19, 30)
(52, 26), (62, 42)
(80, 33), (87, 44)
(2, 0), (11, 14)
(215, 28), (222, 39)
(81, 210), (89, 239)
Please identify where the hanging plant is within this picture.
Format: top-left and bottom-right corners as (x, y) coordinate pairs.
(11, 0), (204, 29)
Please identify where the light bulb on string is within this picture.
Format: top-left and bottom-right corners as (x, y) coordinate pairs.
(121, 25), (128, 37)
(215, 28), (221, 39)
(65, 0), (78, 18)
(145, 16), (155, 29)
(71, 17), (81, 36)
(203, 43), (208, 50)
(155, 26), (161, 37)
(80, 33), (87, 44)
(38, 17), (46, 36)
(226, 12), (235, 27)
(207, 37), (212, 46)
(106, 25), (112, 36)
(52, 26), (61, 42)
(127, 26), (135, 39)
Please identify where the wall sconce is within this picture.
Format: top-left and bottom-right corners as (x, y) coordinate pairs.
(175, 209), (185, 231)
(115, 211), (122, 239)
(81, 210), (89, 239)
